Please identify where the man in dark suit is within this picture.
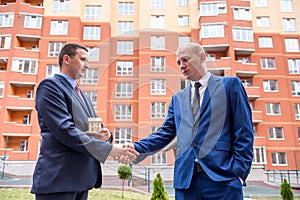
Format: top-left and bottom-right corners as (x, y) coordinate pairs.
(123, 42), (254, 199)
(31, 43), (138, 200)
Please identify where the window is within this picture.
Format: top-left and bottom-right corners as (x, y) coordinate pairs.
(85, 91), (97, 107)
(116, 61), (133, 76)
(151, 79), (166, 95)
(199, 2), (226, 16)
(151, 102), (166, 118)
(288, 59), (300, 74)
(237, 57), (250, 63)
(115, 105), (132, 120)
(263, 80), (278, 92)
(0, 82), (4, 98)
(86, 47), (100, 62)
(285, 38), (299, 52)
(178, 36), (190, 47)
(0, 35), (11, 49)
(118, 2), (134, 15)
(151, 15), (165, 29)
(50, 20), (68, 35)
(268, 127), (284, 139)
(232, 28), (253, 42)
(24, 15), (42, 28)
(23, 114), (31, 125)
(151, 0), (164, 9)
(83, 26), (100, 40)
(178, 15), (189, 26)
(0, 13), (14, 27)
(117, 41), (134, 55)
(150, 56), (166, 72)
(233, 8), (252, 21)
(291, 81), (300, 96)
(46, 64), (59, 77)
(282, 18), (296, 32)
(266, 103), (281, 115)
(261, 58), (276, 69)
(151, 36), (165, 50)
(280, 0), (294, 12)
(117, 21), (134, 35)
(256, 17), (270, 27)
(255, 0), (268, 7)
(53, 0), (70, 14)
(11, 59), (38, 74)
(178, 0), (188, 6)
(48, 42), (66, 57)
(252, 146), (266, 164)
(115, 82), (133, 98)
(81, 69), (98, 84)
(26, 90), (34, 99)
(20, 140), (28, 151)
(258, 37), (273, 48)
(152, 151), (166, 165)
(200, 24), (224, 38)
(85, 5), (102, 20)
(271, 152), (287, 165)
(241, 79), (252, 88)
(294, 103), (300, 120)
(114, 128), (132, 144)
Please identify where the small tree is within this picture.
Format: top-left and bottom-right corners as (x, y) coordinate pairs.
(151, 172), (169, 200)
(280, 178), (294, 200)
(117, 165), (132, 199)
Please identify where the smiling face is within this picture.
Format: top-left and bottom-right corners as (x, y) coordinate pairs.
(61, 48), (89, 80)
(176, 44), (207, 81)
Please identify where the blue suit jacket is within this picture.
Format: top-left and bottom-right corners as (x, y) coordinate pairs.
(31, 74), (112, 194)
(134, 75), (254, 189)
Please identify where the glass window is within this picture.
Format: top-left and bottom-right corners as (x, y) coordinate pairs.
(232, 28), (253, 42)
(118, 2), (134, 15)
(116, 61), (133, 76)
(151, 0), (164, 9)
(266, 103), (281, 115)
(152, 151), (167, 165)
(151, 15), (165, 29)
(178, 36), (191, 47)
(117, 41), (134, 55)
(20, 140), (28, 151)
(256, 17), (270, 27)
(151, 79), (166, 95)
(84, 91), (97, 107)
(199, 2), (226, 16)
(285, 38), (300, 52)
(0, 13), (14, 27)
(151, 36), (165, 50)
(151, 102), (166, 118)
(280, 0), (294, 12)
(233, 8), (252, 20)
(48, 42), (66, 57)
(50, 20), (68, 35)
(115, 105), (132, 120)
(178, 15), (189, 26)
(53, 0), (70, 14)
(201, 24), (224, 38)
(178, 0), (188, 6)
(271, 152), (287, 165)
(11, 59), (38, 74)
(150, 56), (166, 72)
(282, 18), (296, 32)
(263, 80), (278, 92)
(85, 5), (102, 20)
(268, 127), (284, 139)
(86, 47), (100, 62)
(115, 82), (133, 98)
(114, 128), (132, 144)
(81, 69), (98, 84)
(255, 0), (268, 7)
(288, 59), (300, 74)
(83, 26), (101, 40)
(0, 35), (11, 49)
(258, 37), (273, 48)
(46, 64), (59, 77)
(0, 82), (4, 98)
(252, 146), (266, 164)
(24, 15), (42, 28)
(294, 103), (300, 120)
(291, 81), (300, 96)
(261, 58), (276, 69)
(117, 21), (134, 35)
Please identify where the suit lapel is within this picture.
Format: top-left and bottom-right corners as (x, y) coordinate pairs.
(182, 84), (194, 121)
(55, 74), (93, 117)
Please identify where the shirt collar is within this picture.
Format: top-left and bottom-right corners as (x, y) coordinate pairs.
(59, 73), (77, 89)
(191, 72), (211, 87)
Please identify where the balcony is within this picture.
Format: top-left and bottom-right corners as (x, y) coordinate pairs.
(3, 122), (32, 133)
(235, 61), (258, 77)
(245, 86), (260, 100)
(206, 57), (231, 76)
(5, 96), (35, 108)
(252, 110), (263, 124)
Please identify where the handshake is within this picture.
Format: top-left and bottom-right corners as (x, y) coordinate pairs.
(110, 143), (139, 165)
(86, 128), (139, 165)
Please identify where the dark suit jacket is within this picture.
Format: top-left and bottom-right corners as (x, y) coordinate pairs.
(31, 74), (112, 194)
(134, 74), (254, 189)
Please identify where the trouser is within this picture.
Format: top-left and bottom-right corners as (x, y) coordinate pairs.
(175, 163), (243, 200)
(35, 190), (88, 200)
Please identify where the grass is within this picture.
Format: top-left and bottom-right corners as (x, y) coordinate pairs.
(0, 187), (299, 200)
(0, 187), (164, 200)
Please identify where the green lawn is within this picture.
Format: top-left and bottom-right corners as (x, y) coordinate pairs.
(0, 187), (299, 200)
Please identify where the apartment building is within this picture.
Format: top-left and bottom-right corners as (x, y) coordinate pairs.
(0, 0), (299, 172)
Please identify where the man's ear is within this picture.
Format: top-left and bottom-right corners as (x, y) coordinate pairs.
(200, 52), (206, 63)
(63, 55), (69, 64)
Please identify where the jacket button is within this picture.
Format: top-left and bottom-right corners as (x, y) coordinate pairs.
(193, 143), (197, 147)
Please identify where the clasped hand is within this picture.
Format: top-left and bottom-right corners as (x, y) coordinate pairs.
(109, 143), (138, 165)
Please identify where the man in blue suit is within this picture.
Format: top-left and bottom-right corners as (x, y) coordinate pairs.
(31, 43), (138, 200)
(124, 42), (254, 199)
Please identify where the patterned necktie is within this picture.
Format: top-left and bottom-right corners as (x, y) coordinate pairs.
(75, 82), (83, 99)
(192, 82), (201, 118)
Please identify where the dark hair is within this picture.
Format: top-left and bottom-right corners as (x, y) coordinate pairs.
(58, 43), (88, 67)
